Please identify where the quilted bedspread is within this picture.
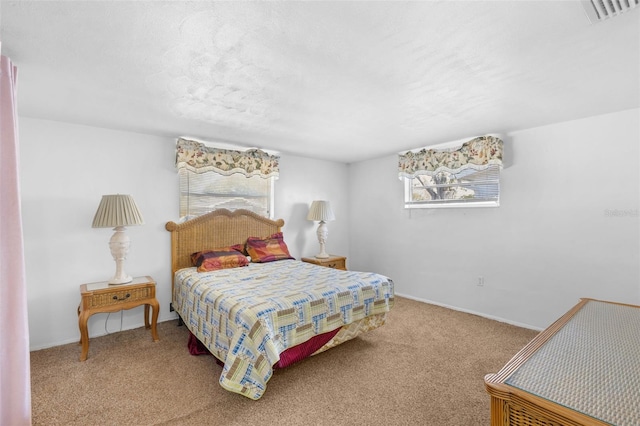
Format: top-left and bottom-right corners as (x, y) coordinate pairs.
(173, 259), (395, 399)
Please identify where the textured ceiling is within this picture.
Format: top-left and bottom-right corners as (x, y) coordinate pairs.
(1, 1), (639, 163)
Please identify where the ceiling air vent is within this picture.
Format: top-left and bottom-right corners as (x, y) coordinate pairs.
(582, 0), (639, 23)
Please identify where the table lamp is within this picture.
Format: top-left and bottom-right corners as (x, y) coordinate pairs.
(306, 200), (335, 259)
(92, 194), (144, 284)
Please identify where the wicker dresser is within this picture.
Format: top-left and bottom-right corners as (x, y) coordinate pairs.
(485, 298), (640, 426)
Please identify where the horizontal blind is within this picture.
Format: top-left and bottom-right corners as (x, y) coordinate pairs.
(179, 169), (273, 219)
(405, 164), (500, 208)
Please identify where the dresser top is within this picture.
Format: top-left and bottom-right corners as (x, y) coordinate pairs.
(83, 276), (154, 292)
(505, 300), (640, 426)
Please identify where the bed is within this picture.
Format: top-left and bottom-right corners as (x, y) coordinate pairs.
(165, 209), (395, 399)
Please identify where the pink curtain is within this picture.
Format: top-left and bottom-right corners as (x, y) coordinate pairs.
(0, 55), (32, 424)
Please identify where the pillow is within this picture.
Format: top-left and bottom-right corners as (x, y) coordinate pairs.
(191, 245), (248, 272)
(245, 232), (295, 263)
(190, 244), (244, 266)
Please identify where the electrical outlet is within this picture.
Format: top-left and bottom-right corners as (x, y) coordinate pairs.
(477, 277), (484, 287)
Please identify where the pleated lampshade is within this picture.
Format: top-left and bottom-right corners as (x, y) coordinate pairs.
(92, 194), (144, 228)
(306, 200), (335, 222)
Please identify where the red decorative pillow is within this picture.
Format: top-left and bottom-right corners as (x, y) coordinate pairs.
(191, 245), (248, 272)
(245, 232), (294, 263)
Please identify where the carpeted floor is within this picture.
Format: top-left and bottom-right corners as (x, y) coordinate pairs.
(30, 297), (538, 425)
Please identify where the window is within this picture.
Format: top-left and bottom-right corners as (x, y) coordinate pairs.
(403, 164), (500, 208)
(399, 136), (503, 209)
(179, 169), (274, 219)
(175, 138), (279, 220)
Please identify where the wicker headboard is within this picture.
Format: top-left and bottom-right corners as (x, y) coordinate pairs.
(165, 209), (284, 291)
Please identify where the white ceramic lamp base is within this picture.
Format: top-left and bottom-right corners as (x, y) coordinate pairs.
(108, 226), (133, 285)
(315, 221), (330, 259)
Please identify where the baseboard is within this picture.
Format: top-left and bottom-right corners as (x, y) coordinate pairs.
(29, 312), (180, 352)
(394, 292), (543, 332)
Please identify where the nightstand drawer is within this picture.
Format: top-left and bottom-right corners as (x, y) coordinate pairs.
(85, 286), (152, 309)
(301, 255), (347, 271)
(323, 258), (346, 270)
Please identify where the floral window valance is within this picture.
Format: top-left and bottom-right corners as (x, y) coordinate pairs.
(398, 136), (503, 179)
(176, 138), (279, 179)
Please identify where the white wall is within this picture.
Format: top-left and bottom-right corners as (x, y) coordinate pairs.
(21, 108), (639, 348)
(19, 117), (349, 350)
(275, 152), (350, 262)
(348, 109), (640, 330)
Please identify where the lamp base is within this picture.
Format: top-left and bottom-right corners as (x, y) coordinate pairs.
(108, 226), (133, 286)
(314, 221), (331, 260)
(108, 276), (133, 285)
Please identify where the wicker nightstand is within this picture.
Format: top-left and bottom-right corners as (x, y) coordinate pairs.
(301, 255), (347, 271)
(77, 275), (159, 361)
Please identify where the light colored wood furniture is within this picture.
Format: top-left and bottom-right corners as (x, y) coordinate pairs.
(301, 255), (347, 270)
(77, 276), (159, 361)
(485, 298), (640, 426)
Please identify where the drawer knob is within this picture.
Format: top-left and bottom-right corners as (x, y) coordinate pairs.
(112, 293), (131, 301)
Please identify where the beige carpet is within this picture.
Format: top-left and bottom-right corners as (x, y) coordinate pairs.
(30, 297), (538, 425)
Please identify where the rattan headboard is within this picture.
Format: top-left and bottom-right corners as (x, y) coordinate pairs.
(165, 209), (285, 291)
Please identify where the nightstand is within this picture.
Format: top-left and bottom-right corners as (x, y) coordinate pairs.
(301, 255), (347, 270)
(77, 275), (159, 361)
